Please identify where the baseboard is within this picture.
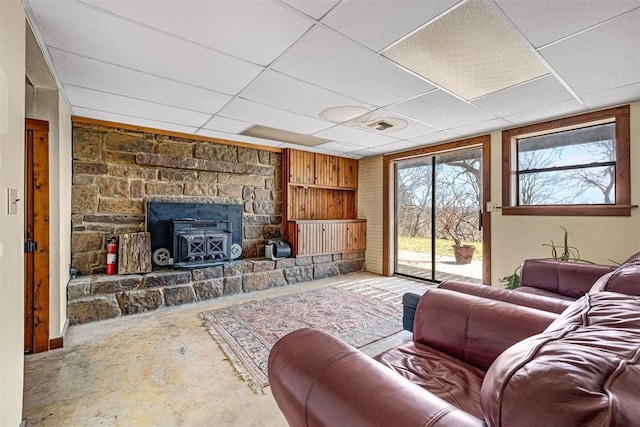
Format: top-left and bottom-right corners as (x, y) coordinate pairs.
(49, 318), (69, 350)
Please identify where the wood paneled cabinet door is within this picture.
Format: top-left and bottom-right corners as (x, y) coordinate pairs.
(290, 220), (366, 256)
(338, 157), (358, 188)
(315, 153), (339, 187)
(288, 149), (316, 185)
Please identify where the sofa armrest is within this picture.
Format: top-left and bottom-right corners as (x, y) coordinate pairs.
(414, 288), (557, 370)
(520, 259), (615, 299)
(438, 280), (572, 314)
(268, 328), (485, 427)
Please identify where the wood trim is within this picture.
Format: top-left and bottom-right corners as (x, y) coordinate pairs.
(287, 182), (357, 191)
(382, 156), (391, 276)
(382, 135), (492, 282)
(24, 126), (34, 353)
(383, 135), (489, 162)
(502, 105), (631, 216)
(25, 118), (50, 354)
(49, 319), (69, 350)
(501, 205), (633, 216)
(72, 116), (283, 153)
(481, 137), (491, 285)
(288, 219), (366, 224)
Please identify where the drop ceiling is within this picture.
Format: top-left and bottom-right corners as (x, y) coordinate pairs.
(24, 0), (640, 159)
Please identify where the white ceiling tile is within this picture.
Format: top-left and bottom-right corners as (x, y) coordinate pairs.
(313, 141), (365, 153)
(218, 98), (333, 134)
(196, 128), (284, 147)
(27, 0), (263, 94)
(322, 0), (460, 52)
(346, 108), (440, 140)
(472, 75), (573, 117)
(503, 99), (586, 126)
(389, 90), (496, 128)
(314, 125), (401, 147)
(281, 0), (340, 20)
(272, 26), (435, 106)
(408, 130), (459, 146)
(79, 0), (313, 66)
(582, 83), (640, 109)
(239, 70), (373, 121)
(539, 9), (640, 97)
(449, 118), (510, 138)
(72, 107), (199, 134)
(376, 140), (422, 153)
(201, 116), (252, 134)
(496, 0), (640, 48)
(50, 48), (231, 115)
(65, 85), (212, 127)
(350, 146), (391, 157)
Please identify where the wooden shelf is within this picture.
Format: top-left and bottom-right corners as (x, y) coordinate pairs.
(288, 182), (357, 191)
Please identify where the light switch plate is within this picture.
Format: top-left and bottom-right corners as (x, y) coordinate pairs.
(7, 187), (18, 215)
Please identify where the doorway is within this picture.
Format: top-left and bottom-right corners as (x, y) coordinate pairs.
(390, 138), (490, 284)
(24, 118), (50, 354)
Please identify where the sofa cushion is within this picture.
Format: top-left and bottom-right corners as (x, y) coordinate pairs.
(516, 286), (576, 301)
(481, 292), (640, 427)
(590, 260), (640, 296)
(376, 341), (484, 419)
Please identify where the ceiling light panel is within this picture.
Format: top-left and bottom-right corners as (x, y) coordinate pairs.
(390, 90), (496, 129)
(78, 0), (313, 66)
(240, 70), (373, 121)
(195, 128), (284, 147)
(272, 26), (435, 106)
(472, 75), (573, 117)
(65, 85), (212, 127)
(241, 125), (330, 147)
(538, 9), (640, 97)
(280, 0), (341, 20)
(314, 124), (401, 147)
(201, 116), (252, 134)
(218, 98), (333, 135)
(322, 0), (460, 52)
(495, 0), (640, 48)
(25, 0), (263, 94)
(383, 0), (549, 100)
(72, 107), (199, 134)
(50, 49), (232, 115)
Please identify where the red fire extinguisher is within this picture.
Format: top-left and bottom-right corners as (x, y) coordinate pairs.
(106, 237), (118, 275)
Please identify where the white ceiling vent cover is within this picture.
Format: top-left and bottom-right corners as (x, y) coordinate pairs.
(358, 117), (408, 133)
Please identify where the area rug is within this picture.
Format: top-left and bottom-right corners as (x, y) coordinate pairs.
(200, 286), (402, 391)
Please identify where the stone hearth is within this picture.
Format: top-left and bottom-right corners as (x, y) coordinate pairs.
(67, 253), (365, 325)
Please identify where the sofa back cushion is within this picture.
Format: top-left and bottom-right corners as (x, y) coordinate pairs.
(520, 259), (615, 298)
(481, 292), (640, 427)
(590, 260), (640, 296)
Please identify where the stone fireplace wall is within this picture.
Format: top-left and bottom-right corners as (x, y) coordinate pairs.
(71, 123), (282, 275)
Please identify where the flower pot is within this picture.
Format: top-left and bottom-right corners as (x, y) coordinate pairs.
(452, 244), (475, 264)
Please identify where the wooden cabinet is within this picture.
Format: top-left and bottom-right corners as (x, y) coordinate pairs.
(283, 148), (366, 257)
(287, 149), (357, 189)
(287, 220), (366, 256)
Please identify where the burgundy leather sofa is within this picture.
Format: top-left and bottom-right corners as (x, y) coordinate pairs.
(268, 289), (640, 426)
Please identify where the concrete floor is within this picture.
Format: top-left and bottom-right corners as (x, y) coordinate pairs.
(23, 272), (429, 426)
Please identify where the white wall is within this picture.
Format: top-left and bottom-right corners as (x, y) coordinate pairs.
(490, 101), (640, 284)
(363, 101), (640, 284)
(0, 0), (26, 425)
(58, 96), (72, 335)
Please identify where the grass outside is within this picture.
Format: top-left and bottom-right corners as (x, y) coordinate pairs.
(398, 235), (483, 260)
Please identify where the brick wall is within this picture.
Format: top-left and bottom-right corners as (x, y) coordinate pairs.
(71, 123), (282, 274)
(358, 155), (383, 274)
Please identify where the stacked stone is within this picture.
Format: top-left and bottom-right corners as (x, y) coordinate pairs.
(67, 253), (365, 325)
(71, 124), (282, 274)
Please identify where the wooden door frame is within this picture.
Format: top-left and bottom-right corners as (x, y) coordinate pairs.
(382, 135), (492, 284)
(24, 118), (50, 354)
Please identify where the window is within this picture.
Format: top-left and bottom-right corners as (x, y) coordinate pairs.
(502, 105), (631, 216)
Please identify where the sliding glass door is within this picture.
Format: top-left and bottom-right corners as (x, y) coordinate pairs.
(394, 147), (483, 283)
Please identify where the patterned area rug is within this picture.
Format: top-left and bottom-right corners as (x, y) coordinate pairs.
(200, 286), (402, 391)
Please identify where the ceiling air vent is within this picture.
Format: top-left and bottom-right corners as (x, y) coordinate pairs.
(367, 120), (395, 131)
